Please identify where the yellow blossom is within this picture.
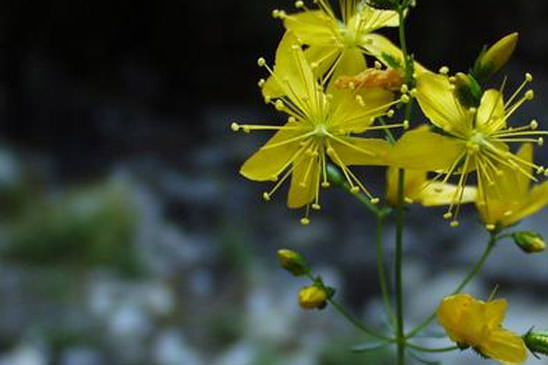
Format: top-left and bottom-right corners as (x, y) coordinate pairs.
(233, 32), (405, 224)
(385, 164), (477, 207)
(298, 285), (328, 309)
(476, 143), (548, 230)
(264, 0), (425, 100)
(437, 293), (527, 364)
(390, 71), (547, 227)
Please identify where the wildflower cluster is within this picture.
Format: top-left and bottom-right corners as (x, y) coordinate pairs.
(232, 1), (548, 364)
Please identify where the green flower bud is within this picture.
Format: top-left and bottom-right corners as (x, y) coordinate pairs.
(524, 329), (548, 356)
(277, 249), (308, 276)
(474, 33), (519, 81)
(452, 73), (482, 108)
(513, 232), (546, 253)
(298, 285), (328, 310)
(326, 164), (344, 188)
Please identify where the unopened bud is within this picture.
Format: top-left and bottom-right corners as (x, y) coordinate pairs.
(298, 285), (328, 310)
(475, 33), (519, 81)
(453, 72), (482, 108)
(327, 164), (345, 187)
(277, 249), (308, 276)
(513, 232), (546, 253)
(524, 329), (548, 357)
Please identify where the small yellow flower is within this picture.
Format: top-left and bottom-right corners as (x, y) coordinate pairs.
(437, 293), (527, 364)
(390, 72), (547, 227)
(476, 33), (519, 79)
(298, 285), (328, 310)
(264, 0), (425, 99)
(476, 143), (548, 230)
(233, 32), (405, 223)
(385, 164), (477, 207)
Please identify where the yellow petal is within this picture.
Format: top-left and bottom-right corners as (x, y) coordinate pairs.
(304, 44), (341, 80)
(415, 72), (471, 135)
(283, 10), (338, 46)
(357, 5), (399, 31)
(504, 180), (548, 226)
(389, 127), (466, 171)
(419, 182), (478, 207)
(386, 168), (427, 206)
(480, 329), (528, 364)
(360, 33), (427, 75)
(477, 89), (506, 134)
(287, 153), (319, 208)
(485, 299), (507, 329)
(437, 294), (476, 344)
(330, 137), (391, 166)
(262, 32), (316, 105)
(331, 87), (394, 134)
(240, 122), (305, 181)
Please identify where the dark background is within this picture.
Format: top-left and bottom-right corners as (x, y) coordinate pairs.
(0, 1), (547, 364)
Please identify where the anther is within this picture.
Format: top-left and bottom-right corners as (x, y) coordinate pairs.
(404, 197), (414, 204)
(544, 169), (548, 177)
(486, 224), (496, 231)
(410, 89), (417, 97)
(450, 221), (460, 228)
(439, 66), (450, 75)
(531, 120), (539, 130)
(275, 100), (285, 111)
(272, 9), (280, 18)
(448, 76), (456, 83)
(257, 57), (266, 67)
(536, 166), (545, 175)
(350, 186), (360, 194)
(525, 90), (535, 100)
(230, 122), (240, 132)
(370, 198), (380, 205)
(295, 0), (304, 8)
(526, 73), (533, 82)
(469, 107), (477, 115)
(400, 95), (410, 104)
(263, 192), (271, 201)
(400, 84), (409, 94)
(443, 212), (453, 219)
(312, 203), (321, 210)
(374, 61), (382, 70)
(387, 109), (395, 118)
(300, 217), (311, 226)
(288, 117), (297, 123)
(321, 182), (331, 188)
(538, 137), (544, 146)
(258, 79), (266, 88)
(403, 120), (410, 130)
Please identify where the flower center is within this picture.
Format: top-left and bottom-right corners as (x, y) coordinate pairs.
(314, 124), (329, 137)
(466, 130), (486, 154)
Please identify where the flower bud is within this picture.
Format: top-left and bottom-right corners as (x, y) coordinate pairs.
(452, 73), (482, 108)
(524, 329), (548, 356)
(474, 33), (519, 81)
(298, 285), (328, 310)
(277, 249), (308, 276)
(326, 164), (345, 187)
(513, 232), (546, 253)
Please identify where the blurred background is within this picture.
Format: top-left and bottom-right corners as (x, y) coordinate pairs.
(1, 0), (548, 364)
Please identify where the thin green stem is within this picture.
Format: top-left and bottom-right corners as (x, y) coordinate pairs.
(406, 343), (459, 353)
(328, 299), (394, 342)
(395, 168), (406, 365)
(406, 233), (498, 339)
(377, 215), (395, 325)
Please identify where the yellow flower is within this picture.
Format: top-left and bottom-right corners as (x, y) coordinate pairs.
(264, 0), (424, 100)
(390, 71), (547, 227)
(233, 32), (405, 224)
(476, 143), (548, 230)
(298, 285), (328, 309)
(385, 164), (477, 207)
(437, 293), (527, 364)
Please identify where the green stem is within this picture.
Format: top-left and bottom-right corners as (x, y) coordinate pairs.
(395, 168), (406, 365)
(377, 215), (395, 325)
(406, 233), (497, 339)
(406, 343), (459, 353)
